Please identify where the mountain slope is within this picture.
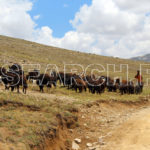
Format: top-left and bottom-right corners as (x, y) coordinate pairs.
(0, 35), (149, 77)
(131, 54), (150, 62)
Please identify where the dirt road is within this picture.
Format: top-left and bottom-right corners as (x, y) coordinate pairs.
(104, 106), (150, 150)
(1, 85), (150, 150)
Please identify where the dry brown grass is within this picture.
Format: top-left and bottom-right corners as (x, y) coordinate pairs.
(0, 35), (150, 78)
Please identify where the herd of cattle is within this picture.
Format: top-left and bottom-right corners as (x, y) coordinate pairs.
(0, 64), (143, 95)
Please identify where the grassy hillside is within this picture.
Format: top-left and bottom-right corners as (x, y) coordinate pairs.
(0, 35), (150, 150)
(0, 35), (149, 78)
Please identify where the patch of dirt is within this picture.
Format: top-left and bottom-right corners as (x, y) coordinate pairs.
(104, 107), (150, 150)
(31, 99), (150, 150)
(33, 113), (79, 150)
(27, 90), (76, 105)
(64, 99), (150, 150)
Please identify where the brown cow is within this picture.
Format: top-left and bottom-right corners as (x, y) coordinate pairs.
(72, 78), (87, 93)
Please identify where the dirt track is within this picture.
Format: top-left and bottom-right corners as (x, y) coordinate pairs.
(66, 100), (150, 150)
(104, 106), (150, 150)
(0, 85), (150, 150)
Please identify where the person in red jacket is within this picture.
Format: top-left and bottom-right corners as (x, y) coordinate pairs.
(135, 70), (143, 84)
(135, 70), (143, 92)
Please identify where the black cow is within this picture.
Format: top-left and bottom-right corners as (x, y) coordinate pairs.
(0, 67), (6, 76)
(135, 82), (144, 94)
(26, 69), (40, 81)
(36, 74), (57, 92)
(9, 64), (24, 75)
(85, 76), (106, 94)
(106, 78), (118, 92)
(1, 71), (27, 94)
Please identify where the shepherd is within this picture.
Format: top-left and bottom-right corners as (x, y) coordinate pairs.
(135, 70), (143, 93)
